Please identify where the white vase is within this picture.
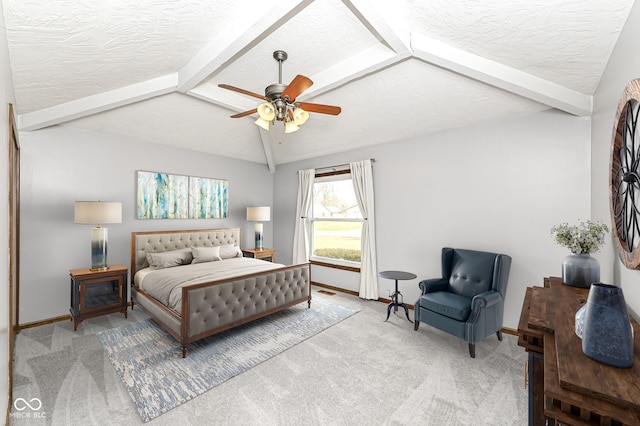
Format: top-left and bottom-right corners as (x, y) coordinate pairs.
(575, 304), (586, 339)
(562, 253), (600, 288)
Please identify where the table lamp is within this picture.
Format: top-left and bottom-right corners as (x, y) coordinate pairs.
(246, 206), (270, 250)
(75, 201), (122, 271)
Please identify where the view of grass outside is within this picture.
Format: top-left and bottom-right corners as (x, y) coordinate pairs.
(312, 221), (362, 262)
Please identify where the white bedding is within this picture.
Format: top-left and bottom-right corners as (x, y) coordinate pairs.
(135, 257), (284, 314)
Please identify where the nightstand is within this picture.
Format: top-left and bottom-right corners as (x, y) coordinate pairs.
(69, 264), (128, 330)
(242, 248), (275, 262)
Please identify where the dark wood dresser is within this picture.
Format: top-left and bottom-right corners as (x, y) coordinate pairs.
(517, 277), (640, 425)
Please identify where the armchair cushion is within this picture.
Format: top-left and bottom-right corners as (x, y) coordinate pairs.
(419, 291), (471, 322)
(447, 250), (496, 298)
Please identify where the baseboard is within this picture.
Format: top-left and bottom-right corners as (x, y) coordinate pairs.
(17, 302), (136, 331)
(502, 327), (518, 336)
(311, 280), (416, 309)
(311, 281), (360, 297)
(17, 314), (71, 331)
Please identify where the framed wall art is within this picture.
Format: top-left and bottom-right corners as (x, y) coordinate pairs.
(136, 171), (229, 219)
(137, 171), (189, 219)
(188, 176), (229, 219)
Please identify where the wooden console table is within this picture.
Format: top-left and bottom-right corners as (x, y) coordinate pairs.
(517, 277), (640, 425)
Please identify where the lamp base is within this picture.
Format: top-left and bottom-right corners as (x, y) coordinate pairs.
(254, 222), (264, 250)
(90, 226), (109, 271)
(89, 266), (110, 272)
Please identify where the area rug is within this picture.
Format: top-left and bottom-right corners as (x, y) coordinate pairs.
(96, 297), (359, 422)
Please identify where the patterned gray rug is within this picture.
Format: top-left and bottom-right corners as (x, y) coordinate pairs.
(96, 298), (360, 422)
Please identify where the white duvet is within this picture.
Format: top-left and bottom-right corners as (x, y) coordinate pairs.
(135, 257), (284, 314)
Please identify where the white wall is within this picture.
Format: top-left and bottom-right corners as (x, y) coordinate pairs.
(274, 109), (592, 329)
(592, 1), (640, 319)
(19, 126), (273, 323)
(0, 0), (14, 419)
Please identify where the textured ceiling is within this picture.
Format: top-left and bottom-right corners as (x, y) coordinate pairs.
(3, 0), (634, 170)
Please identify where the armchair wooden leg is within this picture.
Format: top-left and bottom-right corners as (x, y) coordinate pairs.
(496, 330), (503, 341)
(414, 320), (419, 331)
(468, 343), (475, 358)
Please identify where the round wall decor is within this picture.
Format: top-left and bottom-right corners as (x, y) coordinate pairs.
(610, 78), (640, 269)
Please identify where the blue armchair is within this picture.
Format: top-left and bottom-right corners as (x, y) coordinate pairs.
(414, 247), (512, 358)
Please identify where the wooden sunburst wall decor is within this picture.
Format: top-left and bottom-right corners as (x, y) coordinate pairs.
(610, 78), (640, 269)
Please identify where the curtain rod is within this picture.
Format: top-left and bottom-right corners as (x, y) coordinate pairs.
(314, 158), (376, 172)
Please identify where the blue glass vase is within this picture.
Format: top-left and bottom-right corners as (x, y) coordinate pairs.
(582, 283), (634, 368)
(562, 253), (600, 288)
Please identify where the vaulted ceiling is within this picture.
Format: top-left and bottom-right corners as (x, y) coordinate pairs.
(3, 0), (634, 171)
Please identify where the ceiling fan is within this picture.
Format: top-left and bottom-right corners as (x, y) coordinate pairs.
(218, 50), (342, 134)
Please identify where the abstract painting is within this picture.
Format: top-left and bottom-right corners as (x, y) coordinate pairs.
(137, 171), (189, 219)
(188, 176), (228, 219)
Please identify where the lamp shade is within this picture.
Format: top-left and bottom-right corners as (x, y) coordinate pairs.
(254, 117), (270, 130)
(257, 103), (276, 121)
(284, 121), (299, 134)
(75, 201), (122, 225)
(246, 206), (270, 222)
(292, 107), (309, 125)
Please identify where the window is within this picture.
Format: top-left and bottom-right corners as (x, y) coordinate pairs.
(310, 172), (363, 266)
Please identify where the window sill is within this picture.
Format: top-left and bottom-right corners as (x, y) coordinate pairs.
(310, 259), (360, 273)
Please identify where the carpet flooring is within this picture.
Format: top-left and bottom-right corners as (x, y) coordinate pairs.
(96, 298), (359, 422)
(10, 287), (528, 425)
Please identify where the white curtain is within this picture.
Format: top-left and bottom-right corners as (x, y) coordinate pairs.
(292, 168), (315, 264)
(350, 159), (378, 299)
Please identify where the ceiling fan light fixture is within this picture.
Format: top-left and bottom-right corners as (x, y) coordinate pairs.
(255, 117), (270, 131)
(219, 50), (341, 133)
(292, 107), (309, 125)
(285, 120), (299, 134)
(257, 103), (276, 121)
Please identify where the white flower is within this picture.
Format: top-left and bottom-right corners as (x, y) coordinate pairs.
(551, 220), (609, 254)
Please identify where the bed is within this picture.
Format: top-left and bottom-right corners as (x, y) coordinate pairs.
(130, 228), (311, 357)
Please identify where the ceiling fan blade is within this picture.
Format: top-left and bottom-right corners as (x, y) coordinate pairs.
(230, 108), (257, 118)
(218, 84), (269, 101)
(297, 102), (342, 115)
(281, 75), (313, 101)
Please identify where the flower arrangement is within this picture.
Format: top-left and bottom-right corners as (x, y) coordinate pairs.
(551, 220), (609, 254)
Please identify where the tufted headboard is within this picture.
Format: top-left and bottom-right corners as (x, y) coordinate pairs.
(130, 228), (241, 278)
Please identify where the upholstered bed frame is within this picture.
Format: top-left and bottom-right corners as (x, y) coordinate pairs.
(130, 228), (311, 357)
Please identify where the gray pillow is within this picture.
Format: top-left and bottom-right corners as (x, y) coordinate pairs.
(191, 246), (222, 264)
(220, 244), (242, 259)
(146, 248), (193, 269)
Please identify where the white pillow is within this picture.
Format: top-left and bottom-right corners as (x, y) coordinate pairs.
(220, 244), (242, 259)
(146, 248), (193, 269)
(191, 246), (221, 264)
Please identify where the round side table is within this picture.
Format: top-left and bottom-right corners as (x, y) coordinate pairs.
(379, 270), (417, 322)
